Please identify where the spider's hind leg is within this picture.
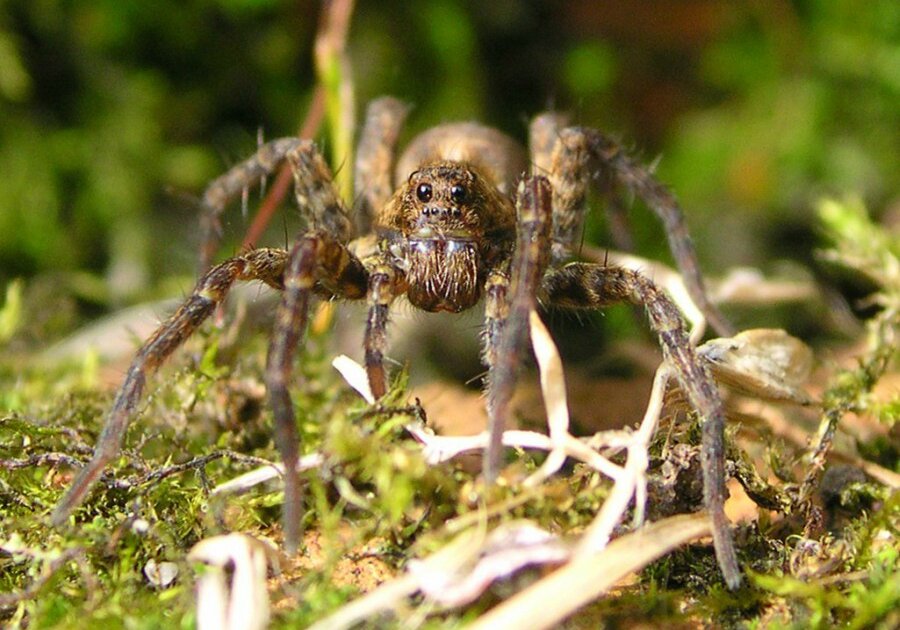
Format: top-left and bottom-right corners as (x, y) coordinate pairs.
(354, 97), (410, 234)
(535, 122), (733, 337)
(542, 262), (741, 589)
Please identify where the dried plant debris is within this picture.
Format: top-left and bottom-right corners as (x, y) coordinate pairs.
(700, 328), (815, 406)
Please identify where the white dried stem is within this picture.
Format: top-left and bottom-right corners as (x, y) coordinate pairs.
(189, 534), (274, 630)
(579, 365), (670, 553)
(210, 452), (324, 496)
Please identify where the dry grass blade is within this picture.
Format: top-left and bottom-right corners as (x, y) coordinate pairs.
(332, 348), (623, 479)
(467, 513), (712, 630)
(306, 526), (488, 630)
(240, 0), (353, 250)
(305, 574), (420, 630)
(523, 309), (574, 486)
(411, 521), (570, 607)
(524, 309), (626, 484)
(315, 0), (356, 200)
(579, 365), (670, 551)
(209, 452), (324, 496)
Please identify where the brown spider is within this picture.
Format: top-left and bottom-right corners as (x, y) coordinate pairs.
(51, 97), (740, 588)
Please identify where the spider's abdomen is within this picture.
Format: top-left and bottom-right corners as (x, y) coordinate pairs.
(406, 237), (481, 312)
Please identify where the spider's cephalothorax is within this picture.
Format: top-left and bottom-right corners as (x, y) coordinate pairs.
(377, 160), (516, 312)
(51, 97), (741, 589)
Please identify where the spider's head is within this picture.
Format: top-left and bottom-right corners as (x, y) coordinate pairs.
(404, 162), (486, 236)
(376, 161), (516, 313)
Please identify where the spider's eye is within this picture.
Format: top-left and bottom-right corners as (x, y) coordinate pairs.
(416, 183), (433, 202)
(450, 184), (467, 204)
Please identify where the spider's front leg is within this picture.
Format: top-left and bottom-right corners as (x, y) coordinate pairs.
(266, 229), (368, 551)
(54, 140), (366, 555)
(253, 140), (368, 551)
(542, 263), (742, 589)
(483, 176), (553, 480)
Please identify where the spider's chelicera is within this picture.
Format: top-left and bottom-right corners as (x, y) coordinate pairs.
(51, 97), (741, 588)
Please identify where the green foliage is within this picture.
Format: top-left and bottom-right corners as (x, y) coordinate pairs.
(0, 279), (23, 344)
(817, 196), (899, 428)
(753, 544), (900, 629)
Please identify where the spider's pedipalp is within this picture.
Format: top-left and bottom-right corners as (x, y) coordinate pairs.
(541, 262), (741, 589)
(51, 248), (290, 527)
(481, 268), (511, 373)
(364, 253), (405, 399)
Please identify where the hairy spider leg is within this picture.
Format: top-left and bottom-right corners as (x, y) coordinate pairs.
(54, 141), (370, 555)
(51, 248), (289, 526)
(265, 238), (313, 554)
(484, 176), (553, 481)
(354, 97), (410, 234)
(287, 142), (355, 242)
(531, 119), (740, 586)
(541, 263), (741, 589)
(531, 120), (733, 337)
(200, 138), (307, 272)
(266, 229), (368, 551)
(529, 114), (590, 268)
(363, 253), (405, 399)
(531, 113), (632, 254)
(256, 142), (366, 551)
(582, 129), (733, 336)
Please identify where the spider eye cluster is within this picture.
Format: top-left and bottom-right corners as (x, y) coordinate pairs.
(416, 183), (433, 202)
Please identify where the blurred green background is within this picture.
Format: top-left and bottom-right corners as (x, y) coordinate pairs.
(1, 0), (897, 343)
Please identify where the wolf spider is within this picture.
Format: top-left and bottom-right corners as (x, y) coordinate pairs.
(51, 97), (740, 588)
